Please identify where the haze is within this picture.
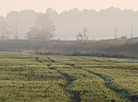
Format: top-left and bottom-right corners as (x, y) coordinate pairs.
(1, 0), (138, 40)
(0, 0), (138, 17)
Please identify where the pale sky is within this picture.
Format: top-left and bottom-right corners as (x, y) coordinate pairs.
(0, 0), (138, 17)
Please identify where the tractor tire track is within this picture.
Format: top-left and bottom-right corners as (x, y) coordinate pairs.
(66, 62), (138, 101)
(35, 57), (42, 63)
(47, 57), (138, 101)
(83, 69), (134, 101)
(47, 57), (55, 63)
(47, 57), (81, 102)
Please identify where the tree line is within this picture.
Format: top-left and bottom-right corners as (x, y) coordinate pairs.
(0, 14), (55, 40)
(0, 13), (90, 40)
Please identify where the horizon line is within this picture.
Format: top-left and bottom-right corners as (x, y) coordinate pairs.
(0, 6), (137, 17)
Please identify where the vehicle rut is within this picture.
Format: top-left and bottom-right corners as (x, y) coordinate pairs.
(47, 57), (81, 102)
(35, 57), (42, 63)
(83, 69), (135, 101)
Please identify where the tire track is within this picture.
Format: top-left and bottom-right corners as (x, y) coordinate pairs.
(35, 57), (42, 63)
(47, 57), (138, 102)
(70, 63), (132, 100)
(47, 57), (55, 63)
(47, 57), (81, 102)
(83, 69), (134, 101)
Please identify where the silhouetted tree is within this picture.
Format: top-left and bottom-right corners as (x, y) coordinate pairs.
(130, 25), (133, 39)
(76, 32), (83, 40)
(115, 27), (119, 39)
(0, 21), (11, 39)
(83, 27), (89, 40)
(26, 14), (55, 40)
(12, 19), (19, 39)
(76, 27), (89, 40)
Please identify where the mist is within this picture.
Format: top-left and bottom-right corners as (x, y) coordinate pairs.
(0, 7), (138, 40)
(1, 1), (138, 101)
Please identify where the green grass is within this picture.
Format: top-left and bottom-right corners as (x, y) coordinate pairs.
(0, 52), (138, 102)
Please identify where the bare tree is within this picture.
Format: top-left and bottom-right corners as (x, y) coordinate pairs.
(12, 22), (15, 39)
(130, 25), (133, 39)
(115, 27), (119, 39)
(76, 32), (83, 40)
(76, 27), (89, 40)
(15, 19), (18, 39)
(12, 19), (19, 39)
(83, 27), (89, 40)
(0, 21), (11, 39)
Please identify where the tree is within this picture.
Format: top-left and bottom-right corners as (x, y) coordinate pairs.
(26, 14), (55, 40)
(0, 21), (11, 39)
(83, 27), (89, 40)
(130, 25), (133, 39)
(76, 27), (89, 40)
(76, 32), (83, 40)
(13, 19), (19, 39)
(114, 27), (119, 39)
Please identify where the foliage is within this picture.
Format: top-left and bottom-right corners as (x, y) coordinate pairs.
(26, 14), (55, 40)
(0, 21), (11, 39)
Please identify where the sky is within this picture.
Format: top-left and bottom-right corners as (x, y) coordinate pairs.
(0, 0), (138, 17)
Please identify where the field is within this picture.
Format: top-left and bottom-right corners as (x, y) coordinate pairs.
(0, 52), (138, 102)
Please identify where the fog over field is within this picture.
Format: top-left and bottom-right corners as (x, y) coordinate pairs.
(0, 7), (138, 40)
(1, 1), (138, 102)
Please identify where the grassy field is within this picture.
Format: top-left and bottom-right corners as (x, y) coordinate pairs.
(0, 52), (138, 102)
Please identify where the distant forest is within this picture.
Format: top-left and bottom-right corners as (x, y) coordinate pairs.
(0, 7), (138, 40)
